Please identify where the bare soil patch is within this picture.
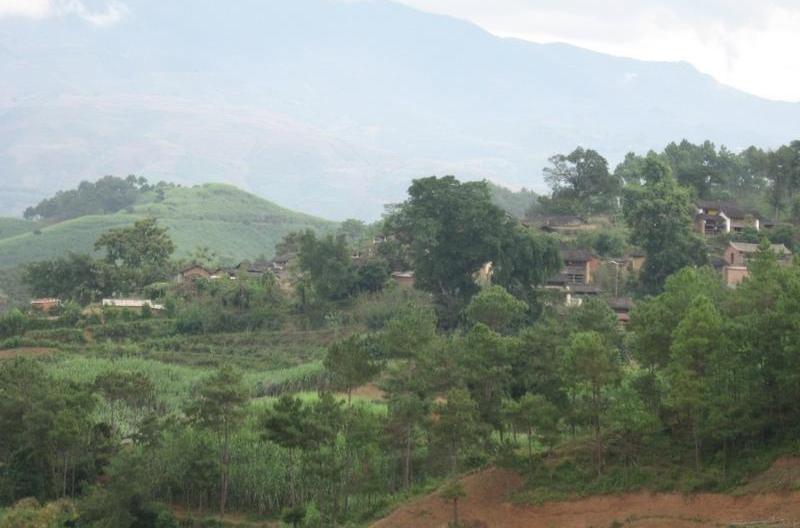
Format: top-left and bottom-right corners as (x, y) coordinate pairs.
(350, 383), (386, 401)
(0, 347), (57, 360)
(372, 466), (800, 528)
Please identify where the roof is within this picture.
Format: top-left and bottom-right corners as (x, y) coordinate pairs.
(391, 271), (415, 279)
(729, 242), (791, 255)
(607, 297), (634, 311)
(696, 200), (760, 219)
(31, 298), (60, 304)
(567, 284), (602, 294)
(180, 264), (209, 273)
(535, 215), (586, 227)
(560, 248), (595, 262)
(272, 253), (296, 264)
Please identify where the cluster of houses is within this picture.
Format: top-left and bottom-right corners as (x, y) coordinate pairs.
(175, 253), (297, 284)
(25, 199), (794, 322)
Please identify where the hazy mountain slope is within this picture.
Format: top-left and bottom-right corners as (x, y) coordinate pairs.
(0, 218), (38, 240)
(0, 184), (333, 269)
(1, 0), (798, 219)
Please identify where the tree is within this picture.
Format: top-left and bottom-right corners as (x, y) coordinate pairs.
(627, 267), (725, 371)
(490, 228), (561, 310)
(504, 393), (558, 460)
(260, 395), (311, 506)
(381, 302), (438, 360)
(23, 253), (113, 305)
(324, 334), (381, 404)
(439, 479), (466, 528)
(337, 219), (367, 243)
(387, 176), (559, 323)
(465, 285), (527, 334)
(561, 331), (621, 474)
(184, 366), (248, 518)
(92, 371), (156, 435)
(94, 218), (175, 291)
(433, 388), (480, 475)
(663, 140), (726, 198)
(296, 230), (357, 302)
(664, 295), (723, 471)
(623, 154), (707, 293)
(542, 147), (621, 214)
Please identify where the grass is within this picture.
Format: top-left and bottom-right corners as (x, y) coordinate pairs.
(0, 218), (39, 241)
(509, 435), (800, 506)
(0, 183), (334, 268)
(44, 354), (328, 411)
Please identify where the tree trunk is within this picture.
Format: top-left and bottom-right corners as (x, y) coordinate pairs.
(693, 419), (701, 472)
(452, 498), (460, 527)
(220, 426), (229, 518)
(403, 423), (413, 490)
(527, 428), (533, 460)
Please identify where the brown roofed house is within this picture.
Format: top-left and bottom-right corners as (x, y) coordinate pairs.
(695, 200), (763, 236)
(176, 265), (211, 283)
(722, 242), (792, 286)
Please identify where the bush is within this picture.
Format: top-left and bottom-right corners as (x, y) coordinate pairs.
(0, 309), (27, 339)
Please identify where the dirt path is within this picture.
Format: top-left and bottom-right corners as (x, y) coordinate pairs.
(0, 347), (57, 360)
(372, 467), (800, 528)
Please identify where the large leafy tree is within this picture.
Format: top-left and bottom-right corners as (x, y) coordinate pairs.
(542, 147), (621, 214)
(623, 154), (707, 293)
(387, 177), (506, 302)
(296, 230), (357, 302)
(95, 217), (175, 291)
(387, 176), (559, 322)
(23, 252), (113, 304)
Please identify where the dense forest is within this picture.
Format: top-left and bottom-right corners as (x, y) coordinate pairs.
(2, 138), (800, 527)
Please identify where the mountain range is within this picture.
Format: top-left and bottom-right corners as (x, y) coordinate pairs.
(1, 0), (799, 220)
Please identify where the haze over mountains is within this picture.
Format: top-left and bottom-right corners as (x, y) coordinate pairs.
(2, 0), (799, 220)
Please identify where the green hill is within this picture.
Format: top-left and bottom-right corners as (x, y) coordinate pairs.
(0, 218), (39, 241)
(0, 184), (333, 269)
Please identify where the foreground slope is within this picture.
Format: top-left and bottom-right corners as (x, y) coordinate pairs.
(2, 0), (799, 218)
(0, 184), (332, 268)
(373, 465), (800, 528)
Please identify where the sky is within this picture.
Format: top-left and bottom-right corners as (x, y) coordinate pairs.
(1, 0), (799, 102)
(393, 0), (800, 103)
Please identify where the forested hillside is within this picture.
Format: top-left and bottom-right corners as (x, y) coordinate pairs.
(0, 180), (333, 269)
(4, 145), (800, 526)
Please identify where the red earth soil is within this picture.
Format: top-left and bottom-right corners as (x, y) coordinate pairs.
(0, 347), (57, 360)
(371, 465), (800, 528)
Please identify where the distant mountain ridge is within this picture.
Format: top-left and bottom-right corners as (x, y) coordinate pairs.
(0, 183), (333, 269)
(1, 0), (798, 219)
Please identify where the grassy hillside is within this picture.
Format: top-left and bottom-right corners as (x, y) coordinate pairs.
(0, 184), (333, 269)
(0, 218), (38, 241)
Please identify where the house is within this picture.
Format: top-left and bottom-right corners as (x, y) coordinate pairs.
(694, 201), (763, 236)
(608, 297), (634, 325)
(391, 271), (415, 288)
(30, 298), (61, 313)
(722, 242), (792, 286)
(175, 264), (211, 283)
(548, 249), (600, 286)
(102, 299), (165, 311)
(626, 251), (646, 273)
(563, 284), (602, 306)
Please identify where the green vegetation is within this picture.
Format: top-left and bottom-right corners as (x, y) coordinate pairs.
(0, 218), (39, 240)
(3, 139), (800, 527)
(0, 181), (333, 269)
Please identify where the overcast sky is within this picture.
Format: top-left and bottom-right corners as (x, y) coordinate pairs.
(394, 0), (800, 103)
(2, 0), (799, 102)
